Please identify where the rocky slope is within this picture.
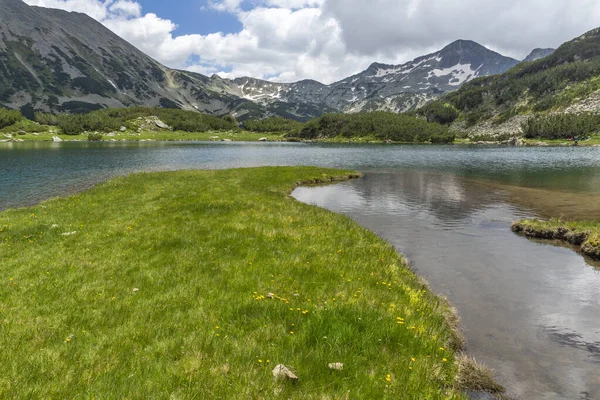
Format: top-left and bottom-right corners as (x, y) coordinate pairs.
(0, 0), (330, 120)
(442, 27), (600, 137)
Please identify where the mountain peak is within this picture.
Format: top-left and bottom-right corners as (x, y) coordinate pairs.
(522, 48), (555, 62)
(440, 39), (486, 53)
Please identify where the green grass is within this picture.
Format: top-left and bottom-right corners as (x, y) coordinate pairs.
(512, 218), (600, 260)
(0, 167), (468, 399)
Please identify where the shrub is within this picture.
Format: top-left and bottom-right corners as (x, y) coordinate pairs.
(418, 102), (459, 125)
(291, 112), (453, 143)
(0, 108), (22, 129)
(48, 107), (239, 135)
(521, 113), (600, 139)
(244, 117), (303, 133)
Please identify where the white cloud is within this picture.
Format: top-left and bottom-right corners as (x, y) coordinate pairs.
(109, 0), (141, 17)
(22, 0), (600, 84)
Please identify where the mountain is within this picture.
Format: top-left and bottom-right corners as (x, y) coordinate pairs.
(216, 40), (520, 114)
(0, 0), (527, 121)
(522, 48), (555, 62)
(0, 0), (335, 120)
(440, 27), (600, 133)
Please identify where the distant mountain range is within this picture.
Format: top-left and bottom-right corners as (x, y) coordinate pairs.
(0, 0), (557, 121)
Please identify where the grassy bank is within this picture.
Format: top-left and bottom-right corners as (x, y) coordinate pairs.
(1, 130), (284, 142)
(512, 219), (600, 260)
(0, 167), (484, 399)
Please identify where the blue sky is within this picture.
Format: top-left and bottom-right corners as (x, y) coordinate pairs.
(23, 0), (600, 83)
(141, 1), (242, 36)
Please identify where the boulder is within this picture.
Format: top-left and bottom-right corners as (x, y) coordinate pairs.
(120, 126), (127, 132)
(52, 136), (63, 142)
(222, 139), (232, 142)
(258, 137), (268, 142)
(507, 137), (525, 146)
(155, 119), (171, 130)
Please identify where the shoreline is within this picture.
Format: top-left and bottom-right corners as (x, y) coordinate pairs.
(0, 166), (505, 398)
(2, 134), (599, 147)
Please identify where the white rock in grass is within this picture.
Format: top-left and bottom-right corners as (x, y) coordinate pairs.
(328, 362), (344, 371)
(61, 231), (76, 236)
(272, 364), (299, 381)
(132, 288), (139, 293)
(52, 136), (62, 142)
(120, 126), (127, 132)
(258, 137), (268, 142)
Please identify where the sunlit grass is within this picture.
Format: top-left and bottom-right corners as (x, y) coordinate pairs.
(0, 167), (465, 398)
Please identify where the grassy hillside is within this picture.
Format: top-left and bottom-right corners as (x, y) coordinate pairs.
(0, 167), (485, 398)
(433, 27), (600, 138)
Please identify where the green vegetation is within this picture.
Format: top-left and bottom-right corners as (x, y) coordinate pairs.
(0, 167), (477, 398)
(521, 113), (600, 139)
(512, 219), (600, 260)
(33, 107), (239, 135)
(291, 112), (455, 143)
(0, 108), (22, 129)
(417, 102), (460, 125)
(244, 117), (304, 133)
(6, 131), (284, 142)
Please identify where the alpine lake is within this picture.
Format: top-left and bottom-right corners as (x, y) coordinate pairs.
(2, 141), (599, 400)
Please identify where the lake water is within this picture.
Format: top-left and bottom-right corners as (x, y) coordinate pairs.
(2, 141), (600, 399)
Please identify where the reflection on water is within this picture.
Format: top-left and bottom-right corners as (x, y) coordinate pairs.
(293, 172), (600, 400)
(2, 141), (600, 212)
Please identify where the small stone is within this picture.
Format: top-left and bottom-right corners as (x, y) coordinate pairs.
(328, 362), (344, 370)
(120, 126), (127, 132)
(222, 139), (232, 142)
(272, 364), (299, 381)
(258, 137), (268, 142)
(132, 288), (139, 293)
(61, 231), (77, 236)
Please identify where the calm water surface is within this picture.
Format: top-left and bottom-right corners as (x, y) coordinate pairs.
(2, 141), (600, 399)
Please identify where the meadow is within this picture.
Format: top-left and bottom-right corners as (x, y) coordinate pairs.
(0, 167), (491, 399)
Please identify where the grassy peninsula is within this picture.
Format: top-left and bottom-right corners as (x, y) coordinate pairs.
(512, 219), (600, 260)
(0, 167), (488, 399)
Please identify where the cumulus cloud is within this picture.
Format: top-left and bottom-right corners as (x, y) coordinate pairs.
(22, 0), (600, 84)
(323, 0), (600, 59)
